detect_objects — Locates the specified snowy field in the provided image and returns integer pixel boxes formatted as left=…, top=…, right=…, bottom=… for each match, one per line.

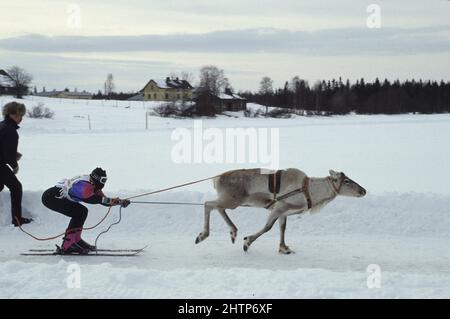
left=0, top=96, right=450, bottom=298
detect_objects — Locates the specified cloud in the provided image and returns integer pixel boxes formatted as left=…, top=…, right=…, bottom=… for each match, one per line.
left=1, top=26, right=449, bottom=56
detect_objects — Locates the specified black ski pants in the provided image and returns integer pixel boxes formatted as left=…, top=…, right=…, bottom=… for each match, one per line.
left=42, top=186, right=88, bottom=230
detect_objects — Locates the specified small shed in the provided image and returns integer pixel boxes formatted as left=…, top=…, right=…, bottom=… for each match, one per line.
left=193, top=88, right=247, bottom=114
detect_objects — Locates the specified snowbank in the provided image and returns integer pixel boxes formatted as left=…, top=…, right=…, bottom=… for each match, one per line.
left=2, top=260, right=449, bottom=298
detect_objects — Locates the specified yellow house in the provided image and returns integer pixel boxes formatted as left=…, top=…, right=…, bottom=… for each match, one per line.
left=141, top=77, right=193, bottom=101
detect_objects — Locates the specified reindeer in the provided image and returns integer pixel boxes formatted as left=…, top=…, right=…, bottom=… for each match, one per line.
left=195, top=168, right=366, bottom=254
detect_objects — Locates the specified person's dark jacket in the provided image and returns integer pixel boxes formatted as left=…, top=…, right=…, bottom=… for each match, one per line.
left=0, top=116, right=19, bottom=170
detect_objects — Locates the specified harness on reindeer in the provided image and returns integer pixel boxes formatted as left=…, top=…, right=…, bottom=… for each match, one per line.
left=265, top=170, right=312, bottom=210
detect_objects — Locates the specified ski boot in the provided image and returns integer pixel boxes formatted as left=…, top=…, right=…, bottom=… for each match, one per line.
left=60, top=230, right=89, bottom=255
left=78, top=238, right=96, bottom=252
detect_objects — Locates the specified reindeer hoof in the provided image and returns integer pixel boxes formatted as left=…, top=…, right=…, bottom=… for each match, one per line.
left=230, top=229, right=238, bottom=244
left=278, top=246, right=295, bottom=255
left=195, top=232, right=209, bottom=244
left=243, top=236, right=252, bottom=252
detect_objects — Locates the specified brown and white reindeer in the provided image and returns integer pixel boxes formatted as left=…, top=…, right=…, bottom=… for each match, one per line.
left=195, top=168, right=366, bottom=254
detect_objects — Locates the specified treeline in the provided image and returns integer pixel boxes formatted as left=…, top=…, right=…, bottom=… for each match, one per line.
left=91, top=90, right=137, bottom=100
left=240, top=77, right=450, bottom=115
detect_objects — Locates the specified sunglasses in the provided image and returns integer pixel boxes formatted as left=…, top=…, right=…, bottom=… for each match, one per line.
left=91, top=174, right=108, bottom=184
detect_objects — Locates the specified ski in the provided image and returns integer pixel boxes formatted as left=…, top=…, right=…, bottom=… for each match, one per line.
left=22, top=245, right=147, bottom=257
left=21, top=252, right=140, bottom=257
left=28, top=247, right=146, bottom=253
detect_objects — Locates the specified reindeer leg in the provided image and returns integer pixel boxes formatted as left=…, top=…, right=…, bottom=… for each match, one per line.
left=195, top=201, right=215, bottom=244
left=278, top=216, right=294, bottom=254
left=243, top=209, right=281, bottom=252
left=218, top=208, right=238, bottom=244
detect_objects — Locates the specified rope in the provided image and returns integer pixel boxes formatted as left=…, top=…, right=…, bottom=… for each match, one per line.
left=83, top=206, right=113, bottom=230
left=15, top=217, right=66, bottom=241
left=130, top=201, right=204, bottom=206
left=16, top=174, right=220, bottom=242
left=130, top=200, right=253, bottom=208
left=125, top=175, right=220, bottom=200
left=15, top=206, right=114, bottom=241
left=92, top=176, right=221, bottom=249
left=94, top=206, right=122, bottom=250
left=92, top=200, right=211, bottom=250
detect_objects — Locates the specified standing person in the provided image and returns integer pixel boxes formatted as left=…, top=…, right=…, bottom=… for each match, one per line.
left=0, top=102, right=32, bottom=227
left=41, top=167, right=130, bottom=254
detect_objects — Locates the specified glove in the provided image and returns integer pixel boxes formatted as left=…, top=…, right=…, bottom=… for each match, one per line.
left=120, top=199, right=131, bottom=208
left=109, top=197, right=121, bottom=206
left=106, top=198, right=130, bottom=208
left=12, top=165, right=19, bottom=174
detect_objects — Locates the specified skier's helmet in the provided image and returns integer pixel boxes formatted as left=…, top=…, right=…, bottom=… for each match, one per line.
left=90, top=167, right=107, bottom=189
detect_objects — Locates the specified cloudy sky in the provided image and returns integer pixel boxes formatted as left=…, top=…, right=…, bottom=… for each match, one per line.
left=0, top=0, right=449, bottom=93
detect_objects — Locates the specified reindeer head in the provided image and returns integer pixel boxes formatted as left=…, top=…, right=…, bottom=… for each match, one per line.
left=328, top=170, right=366, bottom=197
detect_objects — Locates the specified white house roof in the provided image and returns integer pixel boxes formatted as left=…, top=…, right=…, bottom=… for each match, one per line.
left=152, top=79, right=171, bottom=89
left=142, top=78, right=193, bottom=91
left=193, top=87, right=247, bottom=101
left=217, top=92, right=246, bottom=100
left=0, top=73, right=13, bottom=88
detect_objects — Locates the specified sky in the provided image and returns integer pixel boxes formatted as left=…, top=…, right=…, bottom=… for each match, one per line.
left=0, top=0, right=449, bottom=93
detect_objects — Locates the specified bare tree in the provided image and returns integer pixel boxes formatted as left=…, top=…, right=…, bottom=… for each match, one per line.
left=7, top=66, right=33, bottom=98
left=180, top=71, right=195, bottom=85
left=169, top=72, right=179, bottom=80
left=259, top=76, right=274, bottom=116
left=199, top=65, right=229, bottom=95
left=104, top=73, right=115, bottom=97
left=168, top=71, right=195, bottom=84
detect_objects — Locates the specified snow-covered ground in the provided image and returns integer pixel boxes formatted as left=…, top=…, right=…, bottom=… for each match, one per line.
left=0, top=96, right=449, bottom=298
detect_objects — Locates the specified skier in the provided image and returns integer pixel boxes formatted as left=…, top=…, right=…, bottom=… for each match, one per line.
left=0, top=102, right=33, bottom=226
left=41, top=167, right=131, bottom=254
